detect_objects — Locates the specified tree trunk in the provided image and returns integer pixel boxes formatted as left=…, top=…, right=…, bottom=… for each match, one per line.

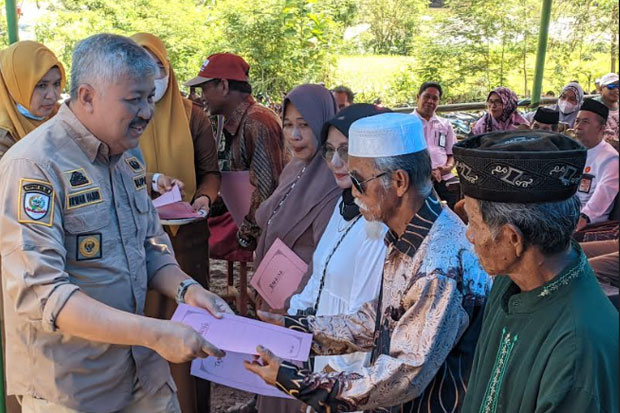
left=612, top=3, right=618, bottom=73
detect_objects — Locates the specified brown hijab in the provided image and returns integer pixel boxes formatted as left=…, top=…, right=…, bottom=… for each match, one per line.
left=255, top=84, right=340, bottom=271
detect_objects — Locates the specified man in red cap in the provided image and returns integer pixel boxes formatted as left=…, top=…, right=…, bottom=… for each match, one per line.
left=185, top=53, right=285, bottom=249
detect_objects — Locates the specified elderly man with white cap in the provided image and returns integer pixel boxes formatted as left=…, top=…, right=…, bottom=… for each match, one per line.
left=246, top=113, right=491, bottom=412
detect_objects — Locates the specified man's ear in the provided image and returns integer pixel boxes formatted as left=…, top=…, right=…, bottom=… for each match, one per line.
left=502, top=223, right=526, bottom=258
left=392, top=169, right=410, bottom=198
left=220, top=79, right=230, bottom=96
left=77, top=84, right=96, bottom=114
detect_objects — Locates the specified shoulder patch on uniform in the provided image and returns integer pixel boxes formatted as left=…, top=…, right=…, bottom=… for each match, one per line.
left=66, top=187, right=103, bottom=210
left=18, top=178, right=55, bottom=226
left=125, top=156, right=144, bottom=174
left=133, top=174, right=147, bottom=191
left=77, top=233, right=102, bottom=261
left=64, top=168, right=92, bottom=188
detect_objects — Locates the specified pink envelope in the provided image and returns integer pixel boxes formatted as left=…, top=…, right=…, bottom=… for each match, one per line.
left=156, top=202, right=203, bottom=219
left=250, top=239, right=308, bottom=310
left=220, top=171, right=255, bottom=228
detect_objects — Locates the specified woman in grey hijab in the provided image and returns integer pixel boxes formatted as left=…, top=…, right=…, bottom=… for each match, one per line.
left=552, top=81, right=584, bottom=128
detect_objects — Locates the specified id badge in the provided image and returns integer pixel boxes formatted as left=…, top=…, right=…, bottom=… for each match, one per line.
left=578, top=173, right=594, bottom=193
left=438, top=132, right=446, bottom=148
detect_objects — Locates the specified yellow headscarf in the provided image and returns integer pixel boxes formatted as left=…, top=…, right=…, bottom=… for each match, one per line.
left=0, top=40, right=66, bottom=140
left=131, top=33, right=197, bottom=203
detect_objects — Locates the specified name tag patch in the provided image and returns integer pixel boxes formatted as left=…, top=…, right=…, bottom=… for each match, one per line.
left=19, top=178, right=55, bottom=226
left=578, top=173, right=594, bottom=194
left=64, top=168, right=92, bottom=188
left=67, top=188, right=103, bottom=209
left=77, top=233, right=102, bottom=261
left=438, top=132, right=446, bottom=148
left=125, top=157, right=144, bottom=174
left=133, top=174, right=147, bottom=190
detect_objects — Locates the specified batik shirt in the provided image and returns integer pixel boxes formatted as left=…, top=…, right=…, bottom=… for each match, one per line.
left=275, top=196, right=491, bottom=412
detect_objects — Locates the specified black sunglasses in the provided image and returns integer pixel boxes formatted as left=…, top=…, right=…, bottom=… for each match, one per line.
left=349, top=172, right=387, bottom=194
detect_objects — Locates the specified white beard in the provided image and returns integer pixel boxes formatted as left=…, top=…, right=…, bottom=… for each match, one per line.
left=364, top=220, right=385, bottom=240
left=355, top=198, right=385, bottom=239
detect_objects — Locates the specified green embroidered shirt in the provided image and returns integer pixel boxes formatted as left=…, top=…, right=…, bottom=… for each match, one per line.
left=462, top=246, right=619, bottom=413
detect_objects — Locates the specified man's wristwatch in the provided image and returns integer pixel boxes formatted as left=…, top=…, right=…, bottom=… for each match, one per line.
left=175, top=279, right=200, bottom=304
left=152, top=173, right=162, bottom=192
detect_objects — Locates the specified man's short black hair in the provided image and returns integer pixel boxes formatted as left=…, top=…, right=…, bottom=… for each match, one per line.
left=418, top=82, right=443, bottom=98
left=211, top=78, right=252, bottom=94
left=332, top=85, right=354, bottom=103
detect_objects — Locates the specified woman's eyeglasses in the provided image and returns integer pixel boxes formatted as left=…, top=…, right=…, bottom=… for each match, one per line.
left=321, top=145, right=348, bottom=163
left=349, top=172, right=387, bottom=194
left=606, top=84, right=619, bottom=90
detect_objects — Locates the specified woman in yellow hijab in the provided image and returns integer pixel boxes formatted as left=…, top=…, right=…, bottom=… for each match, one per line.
left=131, top=32, right=221, bottom=413
left=0, top=40, right=65, bottom=159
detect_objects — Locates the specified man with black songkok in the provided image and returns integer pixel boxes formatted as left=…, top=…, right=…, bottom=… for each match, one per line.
left=573, top=98, right=619, bottom=230
left=530, top=107, right=559, bottom=131
left=454, top=130, right=619, bottom=413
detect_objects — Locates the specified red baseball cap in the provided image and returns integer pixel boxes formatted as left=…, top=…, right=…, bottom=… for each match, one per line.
left=184, top=53, right=250, bottom=87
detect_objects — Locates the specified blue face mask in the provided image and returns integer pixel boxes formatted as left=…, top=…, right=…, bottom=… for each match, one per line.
left=16, top=103, right=45, bottom=121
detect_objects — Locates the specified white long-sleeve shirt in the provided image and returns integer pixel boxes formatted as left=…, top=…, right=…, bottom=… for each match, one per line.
left=577, top=140, right=619, bottom=224
left=288, top=197, right=387, bottom=373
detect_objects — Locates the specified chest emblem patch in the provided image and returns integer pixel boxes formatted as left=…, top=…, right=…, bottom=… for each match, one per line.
left=77, top=233, right=102, bottom=261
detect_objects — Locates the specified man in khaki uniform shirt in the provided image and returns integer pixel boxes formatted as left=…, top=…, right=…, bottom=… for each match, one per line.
left=0, top=34, right=231, bottom=413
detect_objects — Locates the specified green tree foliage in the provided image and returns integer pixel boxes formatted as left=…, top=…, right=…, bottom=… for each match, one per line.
left=34, top=0, right=347, bottom=100
left=355, top=0, right=427, bottom=54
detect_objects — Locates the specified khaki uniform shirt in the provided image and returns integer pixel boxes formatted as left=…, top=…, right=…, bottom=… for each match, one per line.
left=0, top=103, right=177, bottom=412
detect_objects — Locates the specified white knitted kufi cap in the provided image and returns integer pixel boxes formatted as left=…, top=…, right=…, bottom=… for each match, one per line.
left=348, top=112, right=427, bottom=157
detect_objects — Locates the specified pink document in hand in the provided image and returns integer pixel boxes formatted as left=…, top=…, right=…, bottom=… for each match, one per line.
left=220, top=171, right=255, bottom=227
left=172, top=304, right=312, bottom=360
left=153, top=184, right=202, bottom=219
left=250, top=239, right=308, bottom=310
left=156, top=202, right=203, bottom=219
left=191, top=352, right=293, bottom=399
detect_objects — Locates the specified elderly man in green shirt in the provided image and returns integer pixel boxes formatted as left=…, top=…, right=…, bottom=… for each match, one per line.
left=454, top=130, right=618, bottom=413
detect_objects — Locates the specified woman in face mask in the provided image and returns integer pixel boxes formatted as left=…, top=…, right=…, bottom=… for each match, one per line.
left=552, top=81, right=584, bottom=128
left=131, top=32, right=221, bottom=413
left=0, top=40, right=65, bottom=160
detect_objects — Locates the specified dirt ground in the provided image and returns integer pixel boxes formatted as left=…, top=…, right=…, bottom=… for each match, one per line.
left=208, top=259, right=256, bottom=413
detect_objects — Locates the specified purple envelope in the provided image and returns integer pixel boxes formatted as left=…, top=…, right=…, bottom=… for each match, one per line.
left=172, top=304, right=312, bottom=361
left=249, top=238, right=308, bottom=310
left=191, top=351, right=293, bottom=399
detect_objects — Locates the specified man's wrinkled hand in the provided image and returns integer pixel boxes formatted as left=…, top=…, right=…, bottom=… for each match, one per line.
left=257, top=310, right=284, bottom=327
left=152, top=320, right=225, bottom=363
left=185, top=285, right=234, bottom=319
left=243, top=346, right=281, bottom=386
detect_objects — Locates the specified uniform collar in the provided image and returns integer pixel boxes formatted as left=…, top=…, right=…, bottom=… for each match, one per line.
left=385, top=194, right=443, bottom=258
left=224, top=95, right=256, bottom=136
left=57, top=102, right=111, bottom=163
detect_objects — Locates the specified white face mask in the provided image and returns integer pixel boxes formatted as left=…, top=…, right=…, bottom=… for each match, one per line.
left=558, top=99, right=577, bottom=114
left=153, top=75, right=169, bottom=103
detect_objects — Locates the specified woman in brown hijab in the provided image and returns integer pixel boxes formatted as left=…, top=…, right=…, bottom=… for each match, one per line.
left=252, top=84, right=340, bottom=413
